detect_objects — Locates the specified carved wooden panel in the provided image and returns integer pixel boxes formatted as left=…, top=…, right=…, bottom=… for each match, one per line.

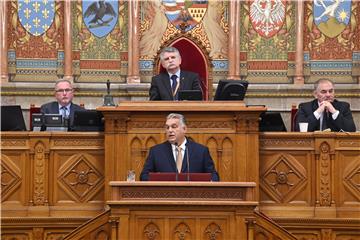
left=261, top=153, right=307, bottom=203
left=1, top=232, right=31, bottom=240
left=260, top=151, right=311, bottom=205
left=335, top=151, right=360, bottom=218
left=133, top=213, right=228, bottom=240
left=54, top=151, right=104, bottom=204
left=1, top=154, right=22, bottom=202
left=290, top=231, right=321, bottom=240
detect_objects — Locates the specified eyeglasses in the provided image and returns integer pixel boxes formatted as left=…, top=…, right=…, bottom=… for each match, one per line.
left=55, top=88, right=73, bottom=93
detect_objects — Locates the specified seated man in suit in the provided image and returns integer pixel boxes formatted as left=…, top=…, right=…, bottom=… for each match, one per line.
left=295, top=78, right=356, bottom=132
left=40, top=79, right=84, bottom=128
left=149, top=46, right=202, bottom=100
left=140, top=113, right=219, bottom=181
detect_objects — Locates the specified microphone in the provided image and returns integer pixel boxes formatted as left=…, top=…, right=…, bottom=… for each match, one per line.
left=174, top=142, right=179, bottom=181
left=185, top=142, right=190, bottom=181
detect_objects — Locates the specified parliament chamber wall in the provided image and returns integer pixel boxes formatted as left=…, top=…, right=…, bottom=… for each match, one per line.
left=1, top=1, right=360, bottom=239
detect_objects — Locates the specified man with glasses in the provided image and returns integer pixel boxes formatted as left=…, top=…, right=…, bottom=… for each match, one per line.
left=295, top=78, right=356, bottom=132
left=40, top=79, right=84, bottom=128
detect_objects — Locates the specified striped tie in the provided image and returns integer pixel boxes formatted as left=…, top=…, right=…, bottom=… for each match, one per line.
left=171, top=75, right=178, bottom=99
left=176, top=146, right=182, bottom=173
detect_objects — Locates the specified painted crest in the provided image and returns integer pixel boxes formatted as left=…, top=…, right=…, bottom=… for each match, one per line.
left=162, top=0, right=208, bottom=32
left=18, top=0, right=55, bottom=37
left=313, top=0, right=351, bottom=38
left=82, top=0, right=118, bottom=38
left=250, top=0, right=286, bottom=38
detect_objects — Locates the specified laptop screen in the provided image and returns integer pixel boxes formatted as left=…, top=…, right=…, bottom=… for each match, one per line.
left=72, top=110, right=104, bottom=131
left=148, top=172, right=212, bottom=181
left=178, top=90, right=203, bottom=101
left=1, top=105, right=27, bottom=131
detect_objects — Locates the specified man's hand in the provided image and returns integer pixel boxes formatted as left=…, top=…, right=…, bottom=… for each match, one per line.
left=317, top=101, right=336, bottom=114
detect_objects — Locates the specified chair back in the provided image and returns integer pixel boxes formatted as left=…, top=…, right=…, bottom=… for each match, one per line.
left=29, top=104, right=41, bottom=130
left=290, top=104, right=298, bottom=132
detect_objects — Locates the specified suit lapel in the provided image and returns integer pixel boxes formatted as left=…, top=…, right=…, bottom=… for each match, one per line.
left=165, top=142, right=178, bottom=172
left=311, top=100, right=321, bottom=130
left=182, top=139, right=192, bottom=172
left=179, top=71, right=186, bottom=91
left=161, top=73, right=173, bottom=98
left=53, top=102, right=60, bottom=114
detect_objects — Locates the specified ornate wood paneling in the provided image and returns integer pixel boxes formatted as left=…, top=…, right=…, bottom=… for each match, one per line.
left=1, top=132, right=105, bottom=238
left=108, top=182, right=257, bottom=240
left=259, top=132, right=360, bottom=219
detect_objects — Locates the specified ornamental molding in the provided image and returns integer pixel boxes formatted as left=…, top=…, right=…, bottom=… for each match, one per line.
left=32, top=142, right=48, bottom=206
left=53, top=139, right=103, bottom=147
left=1, top=139, right=27, bottom=147
left=120, top=188, right=244, bottom=201
left=260, top=139, right=312, bottom=148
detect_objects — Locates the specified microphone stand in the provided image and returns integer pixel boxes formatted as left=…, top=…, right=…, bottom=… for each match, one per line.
left=175, top=143, right=179, bottom=181
left=186, top=143, right=190, bottom=181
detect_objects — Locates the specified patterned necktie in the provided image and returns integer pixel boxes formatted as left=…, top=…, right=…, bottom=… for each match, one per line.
left=171, top=75, right=178, bottom=97
left=176, top=146, right=182, bottom=173
left=60, top=106, right=68, bottom=118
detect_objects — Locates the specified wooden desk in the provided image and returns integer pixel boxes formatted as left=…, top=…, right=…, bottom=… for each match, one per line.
left=259, top=132, right=360, bottom=219
left=1, top=131, right=359, bottom=239
left=1, top=132, right=105, bottom=217
left=108, top=181, right=257, bottom=240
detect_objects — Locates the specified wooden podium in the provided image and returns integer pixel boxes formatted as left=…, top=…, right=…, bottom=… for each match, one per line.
left=98, top=101, right=266, bottom=199
left=108, top=181, right=257, bottom=240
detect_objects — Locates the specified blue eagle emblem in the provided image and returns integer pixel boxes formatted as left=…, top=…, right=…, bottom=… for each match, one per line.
left=18, top=0, right=55, bottom=37
left=82, top=0, right=118, bottom=38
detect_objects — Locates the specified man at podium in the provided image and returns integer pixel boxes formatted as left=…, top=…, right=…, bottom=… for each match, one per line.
left=140, top=113, right=219, bottom=181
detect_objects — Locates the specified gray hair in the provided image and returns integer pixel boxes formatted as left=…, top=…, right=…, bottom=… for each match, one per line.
left=166, top=113, right=186, bottom=126
left=54, top=79, right=73, bottom=89
left=314, top=78, right=334, bottom=91
left=160, top=46, right=181, bottom=61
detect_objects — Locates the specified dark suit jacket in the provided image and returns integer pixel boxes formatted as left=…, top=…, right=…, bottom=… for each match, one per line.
left=140, top=140, right=219, bottom=181
left=295, top=99, right=356, bottom=132
left=149, top=70, right=202, bottom=100
left=40, top=101, right=84, bottom=127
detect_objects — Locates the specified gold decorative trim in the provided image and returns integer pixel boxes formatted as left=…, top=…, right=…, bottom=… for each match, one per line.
left=1, top=91, right=359, bottom=98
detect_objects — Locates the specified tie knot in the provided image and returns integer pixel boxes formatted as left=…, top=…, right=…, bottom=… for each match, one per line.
left=176, top=146, right=182, bottom=152
left=171, top=75, right=177, bottom=81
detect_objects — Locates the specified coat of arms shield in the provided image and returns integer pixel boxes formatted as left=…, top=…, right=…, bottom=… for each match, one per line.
left=82, top=0, right=118, bottom=38
left=162, top=0, right=208, bottom=32
left=18, top=0, right=55, bottom=37
left=249, top=0, right=286, bottom=38
left=313, top=0, right=351, bottom=38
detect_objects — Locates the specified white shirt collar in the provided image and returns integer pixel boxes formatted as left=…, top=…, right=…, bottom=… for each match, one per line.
left=167, top=69, right=181, bottom=79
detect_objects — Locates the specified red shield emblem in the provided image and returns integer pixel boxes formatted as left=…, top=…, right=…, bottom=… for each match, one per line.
left=249, top=0, right=286, bottom=38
